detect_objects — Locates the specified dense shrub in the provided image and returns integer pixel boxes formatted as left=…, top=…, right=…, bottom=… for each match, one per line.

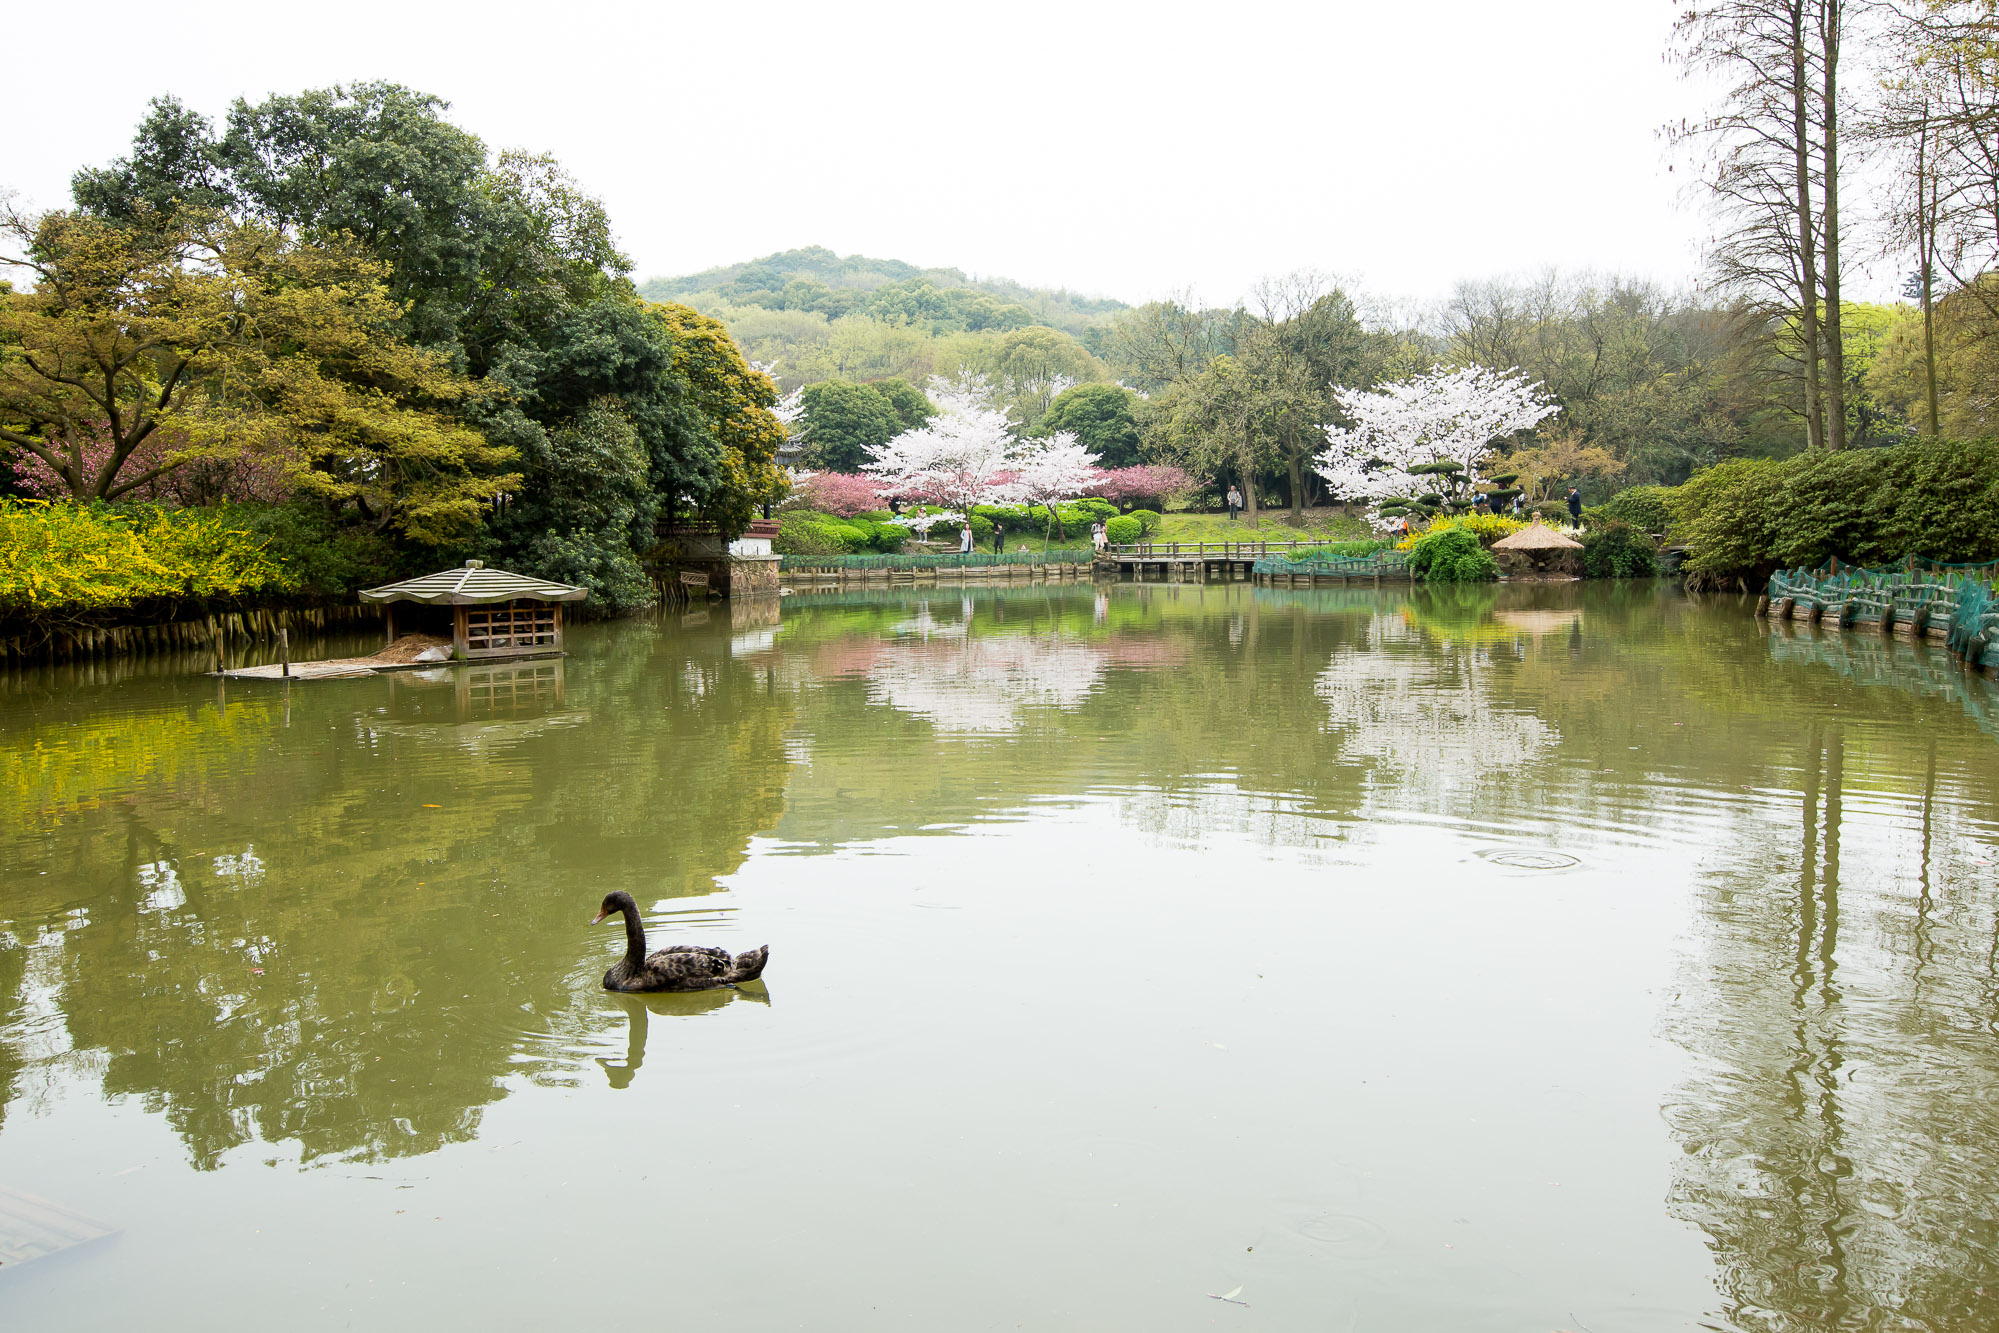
left=773, top=511, right=911, bottom=555
left=1104, top=515, right=1142, bottom=544
left=1128, top=509, right=1162, bottom=534
left=1583, top=485, right=1673, bottom=535
left=1667, top=437, right=1999, bottom=581
left=0, top=500, right=298, bottom=615
left=1406, top=526, right=1499, bottom=583
left=1580, top=520, right=1659, bottom=577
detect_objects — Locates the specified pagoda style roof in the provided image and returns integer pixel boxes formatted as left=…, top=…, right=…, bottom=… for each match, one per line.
left=359, top=561, right=588, bottom=606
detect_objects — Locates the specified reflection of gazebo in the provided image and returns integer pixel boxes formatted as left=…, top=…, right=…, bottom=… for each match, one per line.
left=359, top=561, right=586, bottom=661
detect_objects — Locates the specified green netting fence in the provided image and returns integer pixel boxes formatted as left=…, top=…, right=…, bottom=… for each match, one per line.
left=1250, top=551, right=1410, bottom=578
left=1765, top=556, right=1999, bottom=668
left=780, top=549, right=1094, bottom=572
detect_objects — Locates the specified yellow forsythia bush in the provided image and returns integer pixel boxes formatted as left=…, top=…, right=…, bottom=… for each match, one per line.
left=0, top=500, right=296, bottom=614
left=1394, top=512, right=1528, bottom=551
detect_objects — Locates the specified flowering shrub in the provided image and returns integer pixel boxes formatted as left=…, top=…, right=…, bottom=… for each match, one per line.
left=793, top=471, right=885, bottom=518
left=1392, top=513, right=1526, bottom=551
left=0, top=500, right=297, bottom=615
left=1088, top=465, right=1195, bottom=511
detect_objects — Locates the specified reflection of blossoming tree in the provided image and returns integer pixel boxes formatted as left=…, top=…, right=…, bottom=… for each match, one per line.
left=868, top=620, right=1108, bottom=733
left=1313, top=616, right=1557, bottom=775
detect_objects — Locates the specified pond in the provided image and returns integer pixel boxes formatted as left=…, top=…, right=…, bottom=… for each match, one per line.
left=2, top=581, right=1997, bottom=1331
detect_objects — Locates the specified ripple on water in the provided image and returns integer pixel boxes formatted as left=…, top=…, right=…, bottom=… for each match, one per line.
left=1476, top=848, right=1582, bottom=871
left=1294, top=1211, right=1389, bottom=1257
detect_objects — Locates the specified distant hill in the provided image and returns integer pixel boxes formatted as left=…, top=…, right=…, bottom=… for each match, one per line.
left=639, top=246, right=1127, bottom=337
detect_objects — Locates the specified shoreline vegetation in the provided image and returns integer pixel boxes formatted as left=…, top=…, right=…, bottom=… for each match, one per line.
left=11, top=7, right=1999, bottom=656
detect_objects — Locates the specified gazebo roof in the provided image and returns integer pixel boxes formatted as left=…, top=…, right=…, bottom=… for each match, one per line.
left=359, top=561, right=588, bottom=606
left=1491, top=519, right=1583, bottom=552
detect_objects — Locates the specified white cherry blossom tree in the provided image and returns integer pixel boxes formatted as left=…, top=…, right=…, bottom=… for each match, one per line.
left=1314, top=366, right=1561, bottom=521
left=1011, top=431, right=1104, bottom=538
left=862, top=376, right=1030, bottom=515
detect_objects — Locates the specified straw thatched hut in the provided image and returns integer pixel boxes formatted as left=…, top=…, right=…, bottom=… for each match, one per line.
left=1491, top=519, right=1583, bottom=577
left=359, top=561, right=586, bottom=660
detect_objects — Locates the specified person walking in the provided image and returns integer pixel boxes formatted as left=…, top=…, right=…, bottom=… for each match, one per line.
left=992, top=521, right=1004, bottom=555
left=1226, top=485, right=1243, bottom=521
left=1092, top=520, right=1108, bottom=554
left=1510, top=493, right=1523, bottom=517
left=960, top=522, right=974, bottom=555
left=1565, top=486, right=1582, bottom=525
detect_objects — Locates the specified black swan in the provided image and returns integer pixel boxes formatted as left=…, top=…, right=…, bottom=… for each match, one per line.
left=591, top=891, right=770, bottom=993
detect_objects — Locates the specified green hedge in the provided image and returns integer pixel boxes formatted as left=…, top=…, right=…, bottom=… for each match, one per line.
left=1581, top=521, right=1659, bottom=578
left=1583, top=486, right=1673, bottom=535
left=1129, top=509, right=1161, bottom=534
left=1668, top=437, right=1999, bottom=581
left=1407, top=526, right=1498, bottom=583
left=775, top=512, right=908, bottom=556
left=1104, top=515, right=1142, bottom=543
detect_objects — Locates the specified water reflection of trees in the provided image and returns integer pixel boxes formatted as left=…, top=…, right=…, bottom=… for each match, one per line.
left=0, top=620, right=795, bottom=1168
left=7, top=569, right=1999, bottom=1324
left=1663, top=723, right=1999, bottom=1331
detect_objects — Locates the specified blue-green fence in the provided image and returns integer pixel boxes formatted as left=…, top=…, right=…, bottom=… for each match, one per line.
left=1765, top=558, right=1999, bottom=668
left=1250, top=551, right=1411, bottom=579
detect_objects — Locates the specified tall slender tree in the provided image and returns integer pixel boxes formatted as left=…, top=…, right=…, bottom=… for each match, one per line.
left=1674, top=0, right=1853, bottom=449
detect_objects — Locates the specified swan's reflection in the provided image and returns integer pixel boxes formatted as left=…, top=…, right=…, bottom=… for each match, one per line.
left=597, top=986, right=772, bottom=1090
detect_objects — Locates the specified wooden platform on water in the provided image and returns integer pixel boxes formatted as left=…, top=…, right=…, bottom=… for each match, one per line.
left=214, top=648, right=563, bottom=681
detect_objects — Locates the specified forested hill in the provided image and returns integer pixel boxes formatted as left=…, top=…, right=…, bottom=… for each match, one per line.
left=638, top=246, right=1127, bottom=338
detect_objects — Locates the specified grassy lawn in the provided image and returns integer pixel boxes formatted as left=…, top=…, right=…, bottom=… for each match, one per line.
left=1150, top=508, right=1375, bottom=545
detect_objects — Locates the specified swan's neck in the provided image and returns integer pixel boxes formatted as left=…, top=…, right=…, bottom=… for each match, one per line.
left=619, top=901, right=648, bottom=966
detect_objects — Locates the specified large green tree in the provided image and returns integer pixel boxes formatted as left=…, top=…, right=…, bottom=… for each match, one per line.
left=796, top=380, right=904, bottom=471
left=0, top=202, right=513, bottom=539
left=1039, top=382, right=1143, bottom=467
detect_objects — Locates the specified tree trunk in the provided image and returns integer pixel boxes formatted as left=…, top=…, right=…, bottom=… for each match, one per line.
left=1790, top=0, right=1826, bottom=451
left=1239, top=419, right=1259, bottom=526
left=1288, top=452, right=1304, bottom=523
left=1819, top=0, right=1847, bottom=450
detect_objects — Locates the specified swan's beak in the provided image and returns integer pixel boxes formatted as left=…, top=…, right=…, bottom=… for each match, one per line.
left=591, top=910, right=609, bottom=925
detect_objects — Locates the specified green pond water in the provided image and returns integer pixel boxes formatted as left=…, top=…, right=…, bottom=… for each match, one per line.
left=2, top=580, right=1998, bottom=1331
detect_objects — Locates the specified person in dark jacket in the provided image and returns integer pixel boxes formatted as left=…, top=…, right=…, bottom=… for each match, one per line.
left=1566, top=487, right=1583, bottom=523
left=992, top=521, right=1004, bottom=554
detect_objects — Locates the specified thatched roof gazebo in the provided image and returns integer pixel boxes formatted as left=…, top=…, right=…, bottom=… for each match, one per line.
left=360, top=560, right=586, bottom=661
left=1492, top=519, right=1584, bottom=576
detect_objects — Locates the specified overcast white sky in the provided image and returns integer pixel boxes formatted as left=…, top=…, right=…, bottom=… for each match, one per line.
left=7, top=0, right=1725, bottom=308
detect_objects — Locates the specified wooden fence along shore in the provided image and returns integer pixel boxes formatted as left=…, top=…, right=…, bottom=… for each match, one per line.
left=0, top=603, right=385, bottom=669
left=778, top=542, right=1416, bottom=589
left=1756, top=557, right=1999, bottom=673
